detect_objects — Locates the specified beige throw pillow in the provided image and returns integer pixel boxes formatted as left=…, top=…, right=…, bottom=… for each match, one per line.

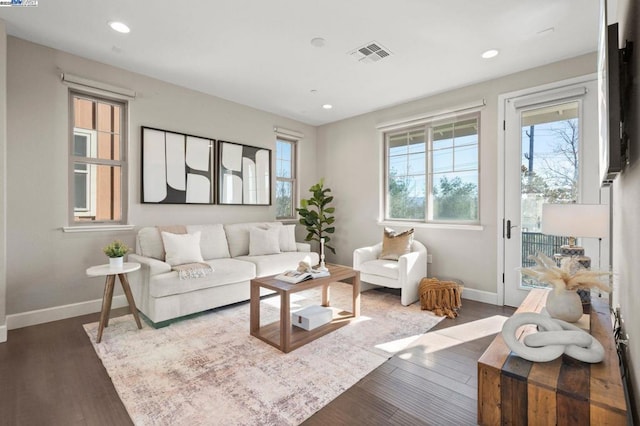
left=379, top=227, right=414, bottom=260
left=161, top=231, right=205, bottom=266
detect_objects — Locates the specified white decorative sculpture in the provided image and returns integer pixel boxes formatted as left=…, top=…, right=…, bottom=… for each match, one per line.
left=502, top=312, right=604, bottom=363
left=317, top=237, right=328, bottom=272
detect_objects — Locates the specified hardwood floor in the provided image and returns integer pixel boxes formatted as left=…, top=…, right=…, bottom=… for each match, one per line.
left=304, top=299, right=515, bottom=425
left=0, top=307, right=133, bottom=426
left=0, top=298, right=514, bottom=426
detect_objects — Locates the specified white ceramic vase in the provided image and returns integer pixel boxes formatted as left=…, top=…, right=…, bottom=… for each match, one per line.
left=546, top=287, right=583, bottom=322
left=109, top=256, right=124, bottom=268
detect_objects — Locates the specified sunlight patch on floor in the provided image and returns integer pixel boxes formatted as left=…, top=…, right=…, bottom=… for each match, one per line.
left=374, top=334, right=424, bottom=353
left=391, top=315, right=510, bottom=359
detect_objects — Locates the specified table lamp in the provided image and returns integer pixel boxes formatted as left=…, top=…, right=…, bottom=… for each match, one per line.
left=541, top=203, right=609, bottom=266
left=541, top=203, right=609, bottom=304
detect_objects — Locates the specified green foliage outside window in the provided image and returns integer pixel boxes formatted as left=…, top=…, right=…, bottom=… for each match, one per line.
left=388, top=171, right=425, bottom=220
left=432, top=176, right=478, bottom=221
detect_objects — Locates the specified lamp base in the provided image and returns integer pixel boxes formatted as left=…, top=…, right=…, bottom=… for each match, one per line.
left=560, top=245, right=585, bottom=257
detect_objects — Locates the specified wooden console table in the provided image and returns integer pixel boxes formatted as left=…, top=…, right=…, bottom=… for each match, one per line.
left=478, top=289, right=628, bottom=425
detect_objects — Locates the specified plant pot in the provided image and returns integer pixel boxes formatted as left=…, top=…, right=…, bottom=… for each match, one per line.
left=109, top=256, right=124, bottom=268
left=546, top=287, right=583, bottom=322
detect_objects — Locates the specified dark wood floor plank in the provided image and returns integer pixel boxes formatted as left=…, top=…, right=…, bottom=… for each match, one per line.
left=387, top=352, right=478, bottom=400
left=0, top=308, right=132, bottom=426
left=302, top=384, right=398, bottom=425
left=362, top=370, right=478, bottom=425
left=391, top=347, right=475, bottom=383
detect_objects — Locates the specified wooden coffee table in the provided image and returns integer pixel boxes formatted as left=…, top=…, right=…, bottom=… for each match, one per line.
left=250, top=264, right=360, bottom=353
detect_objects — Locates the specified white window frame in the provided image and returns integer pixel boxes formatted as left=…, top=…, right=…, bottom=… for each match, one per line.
left=68, top=90, right=128, bottom=226
left=382, top=112, right=481, bottom=225
left=275, top=136, right=298, bottom=220
left=72, top=128, right=97, bottom=217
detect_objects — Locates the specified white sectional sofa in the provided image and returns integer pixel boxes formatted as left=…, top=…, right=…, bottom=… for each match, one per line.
left=127, top=222, right=319, bottom=326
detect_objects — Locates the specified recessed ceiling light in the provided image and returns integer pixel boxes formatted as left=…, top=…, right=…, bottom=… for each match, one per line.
left=108, top=21, right=131, bottom=34
left=322, top=104, right=333, bottom=110
left=481, top=49, right=499, bottom=59
left=310, top=37, right=326, bottom=47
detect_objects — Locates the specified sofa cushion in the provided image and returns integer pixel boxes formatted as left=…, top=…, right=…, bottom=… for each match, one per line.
left=161, top=231, right=205, bottom=266
left=358, top=259, right=400, bottom=280
left=137, top=227, right=164, bottom=260
left=236, top=251, right=319, bottom=277
left=149, top=258, right=256, bottom=298
left=224, top=222, right=282, bottom=257
left=186, top=224, right=230, bottom=260
left=279, top=224, right=298, bottom=252
left=249, top=226, right=281, bottom=256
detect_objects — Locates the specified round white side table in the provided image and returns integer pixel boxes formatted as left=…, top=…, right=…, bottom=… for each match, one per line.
left=86, top=262, right=142, bottom=343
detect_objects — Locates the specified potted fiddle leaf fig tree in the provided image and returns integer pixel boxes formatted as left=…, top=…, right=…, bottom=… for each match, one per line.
left=296, top=178, right=336, bottom=255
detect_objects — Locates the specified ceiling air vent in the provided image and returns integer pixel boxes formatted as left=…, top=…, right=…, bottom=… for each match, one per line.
left=348, top=41, right=392, bottom=63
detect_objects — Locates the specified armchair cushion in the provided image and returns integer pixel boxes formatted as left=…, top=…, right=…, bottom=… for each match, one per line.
left=357, top=259, right=400, bottom=280
left=354, top=238, right=427, bottom=306
left=379, top=227, right=414, bottom=260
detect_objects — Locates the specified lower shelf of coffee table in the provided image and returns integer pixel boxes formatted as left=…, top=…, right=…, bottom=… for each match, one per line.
left=253, top=309, right=355, bottom=352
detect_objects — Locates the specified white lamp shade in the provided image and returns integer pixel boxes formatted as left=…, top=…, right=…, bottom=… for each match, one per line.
left=541, top=204, right=609, bottom=239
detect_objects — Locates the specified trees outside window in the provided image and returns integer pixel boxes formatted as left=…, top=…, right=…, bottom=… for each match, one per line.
left=276, top=138, right=297, bottom=219
left=384, top=113, right=480, bottom=223
left=520, top=101, right=580, bottom=234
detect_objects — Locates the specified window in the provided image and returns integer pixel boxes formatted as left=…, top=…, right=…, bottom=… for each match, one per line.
left=385, top=113, right=479, bottom=223
left=70, top=92, right=127, bottom=224
left=275, top=137, right=297, bottom=219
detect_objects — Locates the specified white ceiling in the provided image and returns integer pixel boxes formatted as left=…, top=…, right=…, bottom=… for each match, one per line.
left=0, top=0, right=599, bottom=126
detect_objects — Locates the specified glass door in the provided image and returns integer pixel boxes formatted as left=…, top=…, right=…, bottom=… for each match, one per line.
left=503, top=80, right=598, bottom=307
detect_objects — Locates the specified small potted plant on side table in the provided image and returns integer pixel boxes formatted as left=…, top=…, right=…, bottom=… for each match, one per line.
left=103, top=240, right=129, bottom=268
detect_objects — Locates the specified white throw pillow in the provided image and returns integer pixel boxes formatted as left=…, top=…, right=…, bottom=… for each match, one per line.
left=249, top=227, right=282, bottom=256
left=161, top=231, right=204, bottom=266
left=278, top=224, right=298, bottom=252
left=186, top=224, right=230, bottom=259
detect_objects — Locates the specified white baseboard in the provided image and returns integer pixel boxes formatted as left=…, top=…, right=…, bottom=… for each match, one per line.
left=461, top=288, right=499, bottom=305
left=0, top=324, right=6, bottom=343
left=6, top=295, right=128, bottom=331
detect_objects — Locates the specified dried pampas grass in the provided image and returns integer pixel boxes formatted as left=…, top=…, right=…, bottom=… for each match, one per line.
left=520, top=253, right=611, bottom=292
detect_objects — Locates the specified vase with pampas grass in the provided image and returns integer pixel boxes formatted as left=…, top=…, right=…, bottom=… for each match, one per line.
left=520, top=253, right=610, bottom=322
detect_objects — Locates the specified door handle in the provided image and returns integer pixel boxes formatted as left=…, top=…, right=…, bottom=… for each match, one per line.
left=506, top=220, right=517, bottom=239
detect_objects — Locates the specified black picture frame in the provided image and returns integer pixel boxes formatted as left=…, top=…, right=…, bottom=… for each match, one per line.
left=217, top=140, right=272, bottom=205
left=141, top=126, right=215, bottom=204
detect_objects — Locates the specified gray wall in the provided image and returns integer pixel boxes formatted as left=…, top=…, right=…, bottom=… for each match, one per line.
left=5, top=37, right=317, bottom=315
left=317, top=53, right=597, bottom=297
left=0, top=21, right=6, bottom=341
left=614, top=0, right=640, bottom=416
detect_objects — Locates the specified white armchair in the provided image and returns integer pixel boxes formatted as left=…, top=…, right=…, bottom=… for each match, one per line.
left=353, top=240, right=427, bottom=306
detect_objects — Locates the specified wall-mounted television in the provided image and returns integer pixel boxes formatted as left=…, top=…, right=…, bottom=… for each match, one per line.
left=597, top=18, right=623, bottom=186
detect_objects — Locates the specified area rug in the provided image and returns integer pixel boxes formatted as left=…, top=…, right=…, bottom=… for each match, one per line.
left=83, top=284, right=442, bottom=425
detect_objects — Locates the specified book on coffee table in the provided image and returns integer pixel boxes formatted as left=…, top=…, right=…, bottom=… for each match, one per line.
left=275, top=269, right=330, bottom=284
